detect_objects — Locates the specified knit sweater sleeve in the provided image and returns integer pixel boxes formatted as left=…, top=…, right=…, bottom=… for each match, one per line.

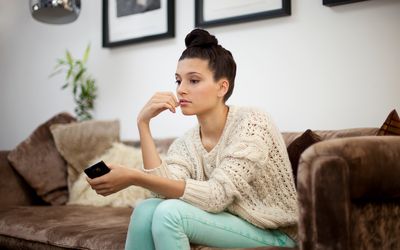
left=141, top=136, right=194, bottom=181
left=181, top=110, right=274, bottom=213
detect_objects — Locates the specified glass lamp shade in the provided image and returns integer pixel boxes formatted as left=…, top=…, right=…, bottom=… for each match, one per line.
left=30, top=0, right=81, bottom=24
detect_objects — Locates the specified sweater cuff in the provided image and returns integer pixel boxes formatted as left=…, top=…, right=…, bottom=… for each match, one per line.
left=141, top=159, right=172, bottom=179
left=181, top=179, right=210, bottom=209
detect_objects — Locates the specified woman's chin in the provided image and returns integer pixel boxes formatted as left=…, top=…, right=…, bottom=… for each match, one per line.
left=180, top=107, right=195, bottom=116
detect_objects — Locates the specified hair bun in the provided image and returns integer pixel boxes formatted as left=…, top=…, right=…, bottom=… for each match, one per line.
left=185, top=29, right=218, bottom=48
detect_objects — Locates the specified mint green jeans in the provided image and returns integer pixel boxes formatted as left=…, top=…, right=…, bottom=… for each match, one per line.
left=124, top=198, right=296, bottom=250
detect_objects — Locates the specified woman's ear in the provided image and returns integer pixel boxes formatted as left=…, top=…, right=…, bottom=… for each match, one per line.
left=217, top=79, right=229, bottom=98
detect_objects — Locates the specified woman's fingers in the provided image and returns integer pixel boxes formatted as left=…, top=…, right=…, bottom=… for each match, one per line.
left=138, top=92, right=179, bottom=124
left=150, top=92, right=179, bottom=113
left=91, top=182, right=109, bottom=190
left=152, top=92, right=178, bottom=106
left=154, top=92, right=179, bottom=106
left=88, top=178, right=115, bottom=196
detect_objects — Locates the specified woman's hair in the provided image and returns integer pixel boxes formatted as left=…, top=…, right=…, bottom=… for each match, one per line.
left=179, top=29, right=236, bottom=102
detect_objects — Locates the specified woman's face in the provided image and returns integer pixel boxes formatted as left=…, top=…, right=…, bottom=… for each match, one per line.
left=175, top=58, right=225, bottom=116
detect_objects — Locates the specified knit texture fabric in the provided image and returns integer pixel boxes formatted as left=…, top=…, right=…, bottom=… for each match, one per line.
left=143, top=106, right=298, bottom=239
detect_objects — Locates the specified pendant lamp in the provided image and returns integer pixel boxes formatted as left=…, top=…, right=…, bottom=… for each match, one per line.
left=30, top=0, right=81, bottom=24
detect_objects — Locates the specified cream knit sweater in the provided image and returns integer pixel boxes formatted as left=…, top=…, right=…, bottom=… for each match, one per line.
left=143, top=106, right=298, bottom=239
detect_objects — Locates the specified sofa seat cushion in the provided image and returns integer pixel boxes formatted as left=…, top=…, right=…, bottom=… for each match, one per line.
left=0, top=205, right=297, bottom=250
left=0, top=205, right=131, bottom=250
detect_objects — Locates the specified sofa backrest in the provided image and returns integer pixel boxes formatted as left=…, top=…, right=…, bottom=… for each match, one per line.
left=124, top=138, right=176, bottom=155
left=282, top=127, right=379, bottom=146
left=127, top=128, right=380, bottom=152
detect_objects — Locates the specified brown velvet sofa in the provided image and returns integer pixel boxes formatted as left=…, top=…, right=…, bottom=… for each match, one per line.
left=1, top=127, right=399, bottom=250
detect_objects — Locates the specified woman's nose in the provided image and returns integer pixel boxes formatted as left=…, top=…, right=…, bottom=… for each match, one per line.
left=177, top=81, right=187, bottom=94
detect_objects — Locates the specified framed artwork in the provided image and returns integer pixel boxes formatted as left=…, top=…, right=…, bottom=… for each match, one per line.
left=102, top=0, right=175, bottom=48
left=195, top=0, right=291, bottom=28
left=323, top=0, right=367, bottom=6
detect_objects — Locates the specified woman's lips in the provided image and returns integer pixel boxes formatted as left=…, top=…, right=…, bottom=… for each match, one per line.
left=179, top=99, right=191, bottom=106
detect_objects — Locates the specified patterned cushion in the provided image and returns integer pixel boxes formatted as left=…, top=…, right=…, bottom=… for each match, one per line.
left=377, top=109, right=400, bottom=136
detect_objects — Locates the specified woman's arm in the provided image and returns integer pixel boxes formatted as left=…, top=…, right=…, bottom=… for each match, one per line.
left=137, top=92, right=179, bottom=169
left=87, top=164, right=185, bottom=198
left=135, top=169, right=185, bottom=198
left=137, top=121, right=162, bottom=169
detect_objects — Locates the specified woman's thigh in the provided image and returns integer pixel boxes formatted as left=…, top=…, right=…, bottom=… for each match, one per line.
left=151, top=199, right=296, bottom=249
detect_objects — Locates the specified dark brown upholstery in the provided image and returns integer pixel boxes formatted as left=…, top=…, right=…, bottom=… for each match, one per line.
left=297, top=136, right=400, bottom=250
left=7, top=112, right=76, bottom=205
left=0, top=205, right=132, bottom=250
left=0, top=235, right=69, bottom=250
left=0, top=151, right=44, bottom=207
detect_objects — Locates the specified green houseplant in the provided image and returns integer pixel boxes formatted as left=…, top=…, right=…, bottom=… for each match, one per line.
left=51, top=44, right=97, bottom=121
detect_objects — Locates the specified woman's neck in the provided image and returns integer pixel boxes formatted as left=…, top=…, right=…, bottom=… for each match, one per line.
left=197, top=104, right=229, bottom=151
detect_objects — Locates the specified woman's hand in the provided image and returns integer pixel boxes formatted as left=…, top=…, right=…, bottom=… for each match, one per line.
left=86, top=163, right=141, bottom=196
left=86, top=162, right=185, bottom=198
left=137, top=92, right=179, bottom=125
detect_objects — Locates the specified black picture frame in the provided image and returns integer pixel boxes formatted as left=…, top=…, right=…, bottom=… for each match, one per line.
left=323, top=0, right=367, bottom=6
left=103, top=0, right=175, bottom=48
left=195, top=0, right=291, bottom=28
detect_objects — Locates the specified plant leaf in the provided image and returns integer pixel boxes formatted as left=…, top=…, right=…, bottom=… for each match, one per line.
left=66, top=50, right=73, bottom=66
left=74, top=68, right=86, bottom=83
left=80, top=84, right=87, bottom=96
left=53, top=59, right=66, bottom=70
left=76, top=60, right=82, bottom=68
left=57, top=58, right=66, bottom=65
left=73, top=84, right=78, bottom=96
left=82, top=44, right=90, bottom=64
left=49, top=68, right=63, bottom=78
left=66, top=67, right=73, bottom=80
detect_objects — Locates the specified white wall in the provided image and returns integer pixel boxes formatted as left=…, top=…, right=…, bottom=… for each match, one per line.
left=1, top=0, right=399, bottom=150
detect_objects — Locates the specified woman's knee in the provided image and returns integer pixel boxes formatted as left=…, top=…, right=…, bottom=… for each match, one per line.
left=151, top=199, right=187, bottom=233
left=130, top=198, right=163, bottom=226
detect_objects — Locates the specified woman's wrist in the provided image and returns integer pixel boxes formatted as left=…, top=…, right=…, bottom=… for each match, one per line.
left=137, top=112, right=151, bottom=126
left=137, top=121, right=152, bottom=141
left=137, top=119, right=150, bottom=131
left=129, top=169, right=143, bottom=186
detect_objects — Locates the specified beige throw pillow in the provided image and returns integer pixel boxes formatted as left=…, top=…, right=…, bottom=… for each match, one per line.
left=68, top=142, right=152, bottom=207
left=50, top=120, right=120, bottom=189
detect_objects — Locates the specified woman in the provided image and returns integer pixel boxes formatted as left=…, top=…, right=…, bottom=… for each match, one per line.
left=88, top=29, right=298, bottom=249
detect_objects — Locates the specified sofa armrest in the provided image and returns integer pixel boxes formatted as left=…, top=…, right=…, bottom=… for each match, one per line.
left=297, top=136, right=400, bottom=250
left=0, top=151, right=43, bottom=207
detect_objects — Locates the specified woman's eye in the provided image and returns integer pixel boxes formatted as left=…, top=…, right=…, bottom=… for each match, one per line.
left=190, top=79, right=199, bottom=84
left=175, top=80, right=181, bottom=85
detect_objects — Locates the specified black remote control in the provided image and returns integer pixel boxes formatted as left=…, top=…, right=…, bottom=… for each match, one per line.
left=84, top=161, right=110, bottom=179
